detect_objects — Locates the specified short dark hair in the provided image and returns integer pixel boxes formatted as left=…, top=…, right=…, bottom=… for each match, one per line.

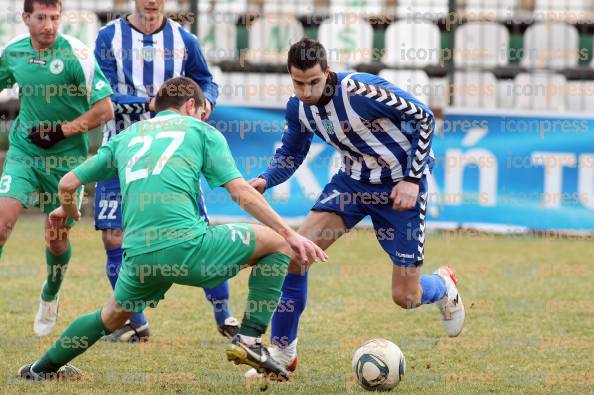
left=154, top=77, right=205, bottom=113
left=287, top=37, right=328, bottom=72
left=24, top=0, right=62, bottom=13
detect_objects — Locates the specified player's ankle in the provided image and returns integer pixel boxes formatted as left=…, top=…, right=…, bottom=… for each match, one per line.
left=239, top=335, right=259, bottom=346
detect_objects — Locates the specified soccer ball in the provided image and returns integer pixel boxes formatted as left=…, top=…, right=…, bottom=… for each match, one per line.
left=352, top=339, right=405, bottom=391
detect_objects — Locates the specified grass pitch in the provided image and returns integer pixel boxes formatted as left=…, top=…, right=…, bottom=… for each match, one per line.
left=0, top=215, right=593, bottom=394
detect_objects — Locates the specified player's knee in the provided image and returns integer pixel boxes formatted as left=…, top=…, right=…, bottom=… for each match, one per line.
left=102, top=230, right=123, bottom=251
left=275, top=240, right=292, bottom=258
left=392, top=289, right=420, bottom=310
left=0, top=221, right=11, bottom=245
left=287, top=259, right=304, bottom=274
left=46, top=239, right=69, bottom=256
left=101, top=299, right=133, bottom=332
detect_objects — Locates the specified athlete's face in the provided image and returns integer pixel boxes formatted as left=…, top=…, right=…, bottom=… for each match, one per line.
left=23, top=3, right=61, bottom=49
left=289, top=64, right=330, bottom=105
left=135, top=0, right=165, bottom=22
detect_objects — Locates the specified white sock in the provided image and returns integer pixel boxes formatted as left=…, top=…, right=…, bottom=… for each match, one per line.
left=239, top=335, right=258, bottom=346
left=280, top=338, right=298, bottom=358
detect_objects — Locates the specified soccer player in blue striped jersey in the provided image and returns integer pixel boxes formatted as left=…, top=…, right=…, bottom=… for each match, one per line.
left=247, top=38, right=465, bottom=372
left=93, top=0, right=237, bottom=342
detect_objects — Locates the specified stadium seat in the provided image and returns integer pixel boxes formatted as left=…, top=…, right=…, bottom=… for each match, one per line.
left=565, top=81, right=594, bottom=113
left=318, top=17, right=374, bottom=68
left=328, top=0, right=384, bottom=15
left=212, top=0, right=257, bottom=15
left=60, top=10, right=101, bottom=49
left=453, top=71, right=498, bottom=108
left=209, top=65, right=226, bottom=101
left=396, top=0, right=449, bottom=18
left=63, top=0, right=112, bottom=12
left=246, top=16, right=304, bottom=64
left=427, top=77, right=449, bottom=109
left=383, top=21, right=441, bottom=67
left=534, top=0, right=592, bottom=17
left=462, top=0, right=517, bottom=19
left=455, top=22, right=509, bottom=68
left=197, top=14, right=237, bottom=62
left=259, top=73, right=293, bottom=105
left=263, top=0, right=315, bottom=16
left=521, top=23, right=580, bottom=70
left=0, top=0, right=30, bottom=47
left=378, top=69, right=431, bottom=106
left=513, top=72, right=567, bottom=111
left=496, top=79, right=515, bottom=109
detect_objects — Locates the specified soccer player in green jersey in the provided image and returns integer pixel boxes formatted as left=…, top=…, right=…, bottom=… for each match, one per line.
left=18, top=76, right=327, bottom=381
left=0, top=0, right=113, bottom=336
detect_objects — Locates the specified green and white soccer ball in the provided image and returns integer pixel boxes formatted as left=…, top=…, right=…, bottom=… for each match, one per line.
left=352, top=339, right=405, bottom=391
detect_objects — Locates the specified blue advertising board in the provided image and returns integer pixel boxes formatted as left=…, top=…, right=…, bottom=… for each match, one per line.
left=204, top=106, right=594, bottom=232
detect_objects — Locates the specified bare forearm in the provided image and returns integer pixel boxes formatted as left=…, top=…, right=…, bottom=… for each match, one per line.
left=62, top=98, right=114, bottom=137
left=232, top=183, right=292, bottom=238
left=58, top=173, right=81, bottom=217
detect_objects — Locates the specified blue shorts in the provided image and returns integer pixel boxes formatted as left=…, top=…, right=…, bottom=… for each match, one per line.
left=312, top=172, right=428, bottom=267
left=94, top=176, right=210, bottom=230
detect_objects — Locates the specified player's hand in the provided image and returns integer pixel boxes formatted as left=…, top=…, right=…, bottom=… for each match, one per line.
left=391, top=180, right=420, bottom=211
left=48, top=206, right=80, bottom=227
left=28, top=124, right=66, bottom=149
left=202, top=100, right=213, bottom=121
left=286, top=231, right=328, bottom=266
left=248, top=177, right=267, bottom=194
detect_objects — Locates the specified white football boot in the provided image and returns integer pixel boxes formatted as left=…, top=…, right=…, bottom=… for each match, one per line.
left=34, top=295, right=59, bottom=337
left=435, top=266, right=465, bottom=337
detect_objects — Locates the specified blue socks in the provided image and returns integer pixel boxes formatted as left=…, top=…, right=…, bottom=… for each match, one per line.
left=271, top=272, right=308, bottom=347
left=204, top=281, right=232, bottom=326
left=105, top=247, right=147, bottom=326
left=105, top=247, right=123, bottom=289
left=420, top=274, right=447, bottom=305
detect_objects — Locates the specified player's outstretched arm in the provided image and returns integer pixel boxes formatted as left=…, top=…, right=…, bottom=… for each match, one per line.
left=225, top=177, right=328, bottom=264
left=255, top=97, right=314, bottom=192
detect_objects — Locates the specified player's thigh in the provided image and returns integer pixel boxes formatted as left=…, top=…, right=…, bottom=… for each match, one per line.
left=0, top=150, right=38, bottom=214
left=306, top=173, right=367, bottom=250
left=37, top=166, right=84, bottom=228
left=113, top=249, right=174, bottom=314
left=368, top=179, right=428, bottom=267
left=0, top=197, right=24, bottom=242
left=102, top=229, right=123, bottom=250
left=298, top=210, right=348, bottom=250
left=174, top=224, right=258, bottom=289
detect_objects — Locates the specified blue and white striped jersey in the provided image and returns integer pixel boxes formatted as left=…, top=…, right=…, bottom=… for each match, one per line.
left=94, top=16, right=218, bottom=143
left=261, top=72, right=435, bottom=186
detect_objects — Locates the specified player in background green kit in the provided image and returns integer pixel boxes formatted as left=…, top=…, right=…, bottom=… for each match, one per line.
left=0, top=0, right=113, bottom=336
left=18, top=77, right=327, bottom=381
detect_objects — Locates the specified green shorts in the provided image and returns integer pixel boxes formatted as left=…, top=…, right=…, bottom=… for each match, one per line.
left=114, top=223, right=256, bottom=313
left=0, top=148, right=83, bottom=226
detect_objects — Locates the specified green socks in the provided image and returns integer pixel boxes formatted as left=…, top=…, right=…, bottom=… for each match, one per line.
left=0, top=245, right=3, bottom=259
left=32, top=309, right=109, bottom=373
left=240, top=253, right=290, bottom=337
left=41, top=244, right=72, bottom=302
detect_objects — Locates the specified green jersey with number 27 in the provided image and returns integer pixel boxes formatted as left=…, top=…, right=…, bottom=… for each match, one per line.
left=73, top=110, right=242, bottom=257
